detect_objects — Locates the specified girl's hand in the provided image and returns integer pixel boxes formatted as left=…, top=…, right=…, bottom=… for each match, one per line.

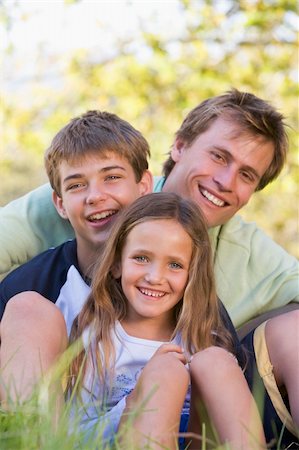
left=153, top=343, right=188, bottom=364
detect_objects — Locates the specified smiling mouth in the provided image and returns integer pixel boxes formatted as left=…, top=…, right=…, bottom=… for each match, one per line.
left=87, top=210, right=117, bottom=222
left=200, top=189, right=225, bottom=207
left=138, top=288, right=166, bottom=298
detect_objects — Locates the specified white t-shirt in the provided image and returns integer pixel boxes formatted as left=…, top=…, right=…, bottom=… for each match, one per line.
left=72, top=322, right=190, bottom=443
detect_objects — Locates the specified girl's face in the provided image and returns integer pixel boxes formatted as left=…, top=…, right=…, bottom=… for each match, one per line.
left=118, top=219, right=193, bottom=331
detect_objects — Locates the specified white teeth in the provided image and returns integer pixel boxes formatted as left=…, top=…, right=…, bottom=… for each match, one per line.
left=89, top=210, right=115, bottom=221
left=201, top=189, right=225, bottom=207
left=139, top=288, right=165, bottom=298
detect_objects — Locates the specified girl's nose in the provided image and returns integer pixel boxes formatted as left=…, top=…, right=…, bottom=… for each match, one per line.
left=144, top=266, right=164, bottom=284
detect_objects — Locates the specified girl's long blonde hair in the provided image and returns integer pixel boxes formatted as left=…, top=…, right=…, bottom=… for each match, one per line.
left=68, top=192, right=233, bottom=391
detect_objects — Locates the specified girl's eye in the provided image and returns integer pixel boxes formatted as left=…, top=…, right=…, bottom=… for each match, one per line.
left=134, top=256, right=148, bottom=263
left=169, top=262, right=183, bottom=269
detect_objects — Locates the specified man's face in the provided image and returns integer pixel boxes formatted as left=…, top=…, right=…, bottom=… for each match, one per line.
left=163, top=117, right=274, bottom=227
left=53, top=151, right=152, bottom=259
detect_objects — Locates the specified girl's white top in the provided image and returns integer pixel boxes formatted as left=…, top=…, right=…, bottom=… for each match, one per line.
left=72, top=321, right=190, bottom=442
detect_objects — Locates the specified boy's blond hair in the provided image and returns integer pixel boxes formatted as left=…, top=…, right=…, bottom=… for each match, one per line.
left=45, top=110, right=150, bottom=196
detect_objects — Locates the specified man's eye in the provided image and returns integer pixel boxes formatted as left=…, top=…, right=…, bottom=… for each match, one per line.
left=240, top=171, right=254, bottom=183
left=211, top=151, right=225, bottom=162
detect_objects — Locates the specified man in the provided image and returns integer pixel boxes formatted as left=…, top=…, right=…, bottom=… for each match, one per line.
left=156, top=89, right=299, bottom=328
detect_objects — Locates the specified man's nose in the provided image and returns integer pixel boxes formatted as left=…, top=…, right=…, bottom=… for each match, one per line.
left=213, top=167, right=236, bottom=192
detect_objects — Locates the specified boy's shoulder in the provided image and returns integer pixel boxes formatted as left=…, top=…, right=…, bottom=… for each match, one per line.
left=3, top=239, right=78, bottom=279
left=0, top=240, right=79, bottom=319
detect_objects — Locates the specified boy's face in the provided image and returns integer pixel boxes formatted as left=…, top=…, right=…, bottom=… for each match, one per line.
left=163, top=117, right=274, bottom=228
left=53, top=151, right=152, bottom=266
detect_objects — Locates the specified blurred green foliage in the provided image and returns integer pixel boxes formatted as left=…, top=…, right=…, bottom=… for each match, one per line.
left=1, top=0, right=298, bottom=256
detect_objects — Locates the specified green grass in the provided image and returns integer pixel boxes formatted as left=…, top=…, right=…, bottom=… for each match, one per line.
left=0, top=402, right=230, bottom=450
left=0, top=389, right=296, bottom=450
left=0, top=346, right=297, bottom=450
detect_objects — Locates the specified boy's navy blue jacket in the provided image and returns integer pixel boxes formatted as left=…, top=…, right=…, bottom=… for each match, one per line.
left=0, top=239, right=90, bottom=335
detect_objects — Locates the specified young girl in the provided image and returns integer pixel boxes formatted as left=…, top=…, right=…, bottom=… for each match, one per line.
left=69, top=192, right=266, bottom=450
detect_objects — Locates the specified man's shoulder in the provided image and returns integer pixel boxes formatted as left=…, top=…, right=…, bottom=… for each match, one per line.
left=1, top=183, right=53, bottom=213
left=216, top=215, right=279, bottom=249
left=219, top=214, right=259, bottom=236
left=213, top=215, right=298, bottom=271
left=153, top=176, right=164, bottom=192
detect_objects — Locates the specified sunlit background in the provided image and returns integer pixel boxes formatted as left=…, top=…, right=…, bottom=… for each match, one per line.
left=1, top=0, right=298, bottom=256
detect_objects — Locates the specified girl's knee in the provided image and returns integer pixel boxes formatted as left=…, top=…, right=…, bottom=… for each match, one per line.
left=190, top=346, right=238, bottom=376
left=142, top=353, right=189, bottom=388
left=126, top=354, right=189, bottom=412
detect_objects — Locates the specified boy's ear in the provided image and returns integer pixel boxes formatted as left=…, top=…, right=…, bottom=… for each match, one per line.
left=111, top=261, right=122, bottom=279
left=171, top=137, right=187, bottom=162
left=52, top=191, right=68, bottom=219
left=138, top=169, right=153, bottom=197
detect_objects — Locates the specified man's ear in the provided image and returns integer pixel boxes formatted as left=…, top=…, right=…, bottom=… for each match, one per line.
left=138, top=169, right=153, bottom=197
left=52, top=191, right=68, bottom=219
left=171, top=137, right=187, bottom=162
left=111, top=261, right=122, bottom=279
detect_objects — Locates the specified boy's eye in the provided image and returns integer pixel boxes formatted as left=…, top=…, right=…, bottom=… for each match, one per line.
left=67, top=182, right=85, bottom=190
left=169, top=262, right=183, bottom=269
left=105, top=175, right=122, bottom=181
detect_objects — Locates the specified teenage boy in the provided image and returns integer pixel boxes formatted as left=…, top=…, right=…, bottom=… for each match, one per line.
left=0, top=90, right=297, bottom=329
left=0, top=109, right=153, bottom=399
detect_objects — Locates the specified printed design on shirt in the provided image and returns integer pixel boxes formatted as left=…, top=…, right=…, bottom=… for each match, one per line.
left=111, top=366, right=144, bottom=403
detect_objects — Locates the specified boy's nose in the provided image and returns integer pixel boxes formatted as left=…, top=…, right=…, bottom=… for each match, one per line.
left=86, top=187, right=108, bottom=205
